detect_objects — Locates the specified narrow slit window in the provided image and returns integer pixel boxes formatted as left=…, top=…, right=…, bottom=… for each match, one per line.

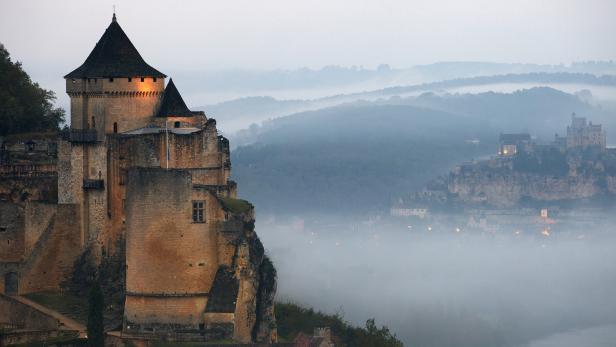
left=192, top=201, right=205, bottom=223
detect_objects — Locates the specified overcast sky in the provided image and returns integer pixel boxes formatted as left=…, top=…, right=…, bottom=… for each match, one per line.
left=1, top=0, right=614, bottom=74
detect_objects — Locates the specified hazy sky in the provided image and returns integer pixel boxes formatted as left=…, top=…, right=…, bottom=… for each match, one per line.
left=1, top=0, right=615, bottom=75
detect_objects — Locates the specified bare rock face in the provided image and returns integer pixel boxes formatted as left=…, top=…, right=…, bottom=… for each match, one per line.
left=221, top=208, right=277, bottom=343
left=449, top=171, right=608, bottom=207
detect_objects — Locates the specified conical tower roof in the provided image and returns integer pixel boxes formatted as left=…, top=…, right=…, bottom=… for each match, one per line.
left=157, top=79, right=194, bottom=117
left=65, top=14, right=166, bottom=79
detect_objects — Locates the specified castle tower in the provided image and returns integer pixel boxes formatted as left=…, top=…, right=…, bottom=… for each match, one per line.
left=65, top=13, right=166, bottom=135
left=60, top=13, right=166, bottom=249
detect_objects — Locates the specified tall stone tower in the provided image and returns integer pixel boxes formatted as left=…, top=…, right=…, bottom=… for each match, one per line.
left=61, top=14, right=166, bottom=250
left=55, top=14, right=277, bottom=343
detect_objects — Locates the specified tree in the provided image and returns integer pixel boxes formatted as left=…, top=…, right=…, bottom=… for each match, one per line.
left=87, top=281, right=105, bottom=347
left=0, top=43, right=65, bottom=135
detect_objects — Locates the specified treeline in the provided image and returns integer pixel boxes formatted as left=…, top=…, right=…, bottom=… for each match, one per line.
left=0, top=43, right=65, bottom=136
left=276, top=302, right=403, bottom=347
left=231, top=104, right=496, bottom=215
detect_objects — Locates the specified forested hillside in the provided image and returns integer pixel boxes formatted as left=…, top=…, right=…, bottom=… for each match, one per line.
left=231, top=88, right=605, bottom=215
left=0, top=43, right=65, bottom=135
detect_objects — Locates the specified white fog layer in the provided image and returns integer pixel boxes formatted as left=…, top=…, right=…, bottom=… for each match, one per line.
left=258, top=217, right=616, bottom=347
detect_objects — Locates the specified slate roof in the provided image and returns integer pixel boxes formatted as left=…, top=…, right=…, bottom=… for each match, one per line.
left=122, top=126, right=201, bottom=135
left=156, top=79, right=194, bottom=117
left=65, top=14, right=166, bottom=79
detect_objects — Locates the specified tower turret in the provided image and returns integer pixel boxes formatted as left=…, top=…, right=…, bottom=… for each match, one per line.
left=65, top=13, right=166, bottom=135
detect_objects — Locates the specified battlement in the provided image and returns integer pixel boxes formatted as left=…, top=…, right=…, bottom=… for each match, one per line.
left=66, top=77, right=164, bottom=95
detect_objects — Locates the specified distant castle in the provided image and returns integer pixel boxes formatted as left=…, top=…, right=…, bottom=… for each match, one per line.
left=0, top=14, right=276, bottom=343
left=561, top=113, right=606, bottom=149
left=498, top=113, right=607, bottom=157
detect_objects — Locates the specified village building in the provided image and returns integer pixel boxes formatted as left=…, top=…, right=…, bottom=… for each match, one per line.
left=497, top=133, right=532, bottom=157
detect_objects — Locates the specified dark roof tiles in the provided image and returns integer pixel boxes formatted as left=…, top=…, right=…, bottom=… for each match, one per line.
left=156, top=79, right=194, bottom=117
left=65, top=14, right=165, bottom=79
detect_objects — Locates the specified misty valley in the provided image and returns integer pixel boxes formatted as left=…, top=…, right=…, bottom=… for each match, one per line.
left=222, top=67, right=616, bottom=347
left=1, top=4, right=616, bottom=346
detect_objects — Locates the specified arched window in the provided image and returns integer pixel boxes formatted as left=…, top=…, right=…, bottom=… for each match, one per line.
left=174, top=121, right=181, bottom=128
left=113, top=122, right=118, bottom=133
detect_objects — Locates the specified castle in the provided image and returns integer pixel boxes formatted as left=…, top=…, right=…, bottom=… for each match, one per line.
left=0, top=14, right=276, bottom=343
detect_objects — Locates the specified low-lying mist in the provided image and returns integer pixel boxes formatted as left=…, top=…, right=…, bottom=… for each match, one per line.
left=257, top=215, right=616, bottom=347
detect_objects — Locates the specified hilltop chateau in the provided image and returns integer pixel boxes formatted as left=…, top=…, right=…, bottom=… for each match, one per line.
left=0, top=14, right=276, bottom=343
left=394, top=115, right=616, bottom=214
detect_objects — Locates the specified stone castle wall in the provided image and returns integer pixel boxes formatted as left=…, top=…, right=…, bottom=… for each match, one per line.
left=0, top=203, right=25, bottom=263
left=124, top=169, right=227, bottom=329
left=0, top=294, right=59, bottom=330
left=66, top=77, right=164, bottom=134
left=19, top=204, right=82, bottom=294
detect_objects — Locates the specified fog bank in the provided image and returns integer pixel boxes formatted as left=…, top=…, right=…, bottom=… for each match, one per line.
left=257, top=216, right=616, bottom=347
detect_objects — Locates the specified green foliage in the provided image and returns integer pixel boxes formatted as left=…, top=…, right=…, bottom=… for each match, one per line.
left=276, top=302, right=403, bottom=347
left=0, top=43, right=65, bottom=135
left=87, top=282, right=104, bottom=347
left=513, top=148, right=569, bottom=176
left=219, top=197, right=253, bottom=214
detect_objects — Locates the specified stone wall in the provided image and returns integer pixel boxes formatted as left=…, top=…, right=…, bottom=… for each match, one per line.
left=124, top=169, right=225, bottom=331
left=123, top=168, right=276, bottom=343
left=66, top=77, right=165, bottom=134
left=24, top=202, right=57, bottom=257
left=0, top=202, right=25, bottom=263
left=19, top=204, right=82, bottom=294
left=0, top=175, right=57, bottom=203
left=0, top=294, right=59, bottom=330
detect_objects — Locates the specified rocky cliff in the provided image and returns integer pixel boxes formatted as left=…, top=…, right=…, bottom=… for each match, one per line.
left=412, top=149, right=616, bottom=208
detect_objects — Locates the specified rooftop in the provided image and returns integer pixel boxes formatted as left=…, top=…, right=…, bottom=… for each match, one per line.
left=156, top=79, right=195, bottom=117
left=122, top=126, right=201, bottom=136
left=65, top=14, right=166, bottom=79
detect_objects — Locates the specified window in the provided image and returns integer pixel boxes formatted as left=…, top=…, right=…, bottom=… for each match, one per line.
left=174, top=121, right=181, bottom=128
left=91, top=117, right=96, bottom=128
left=192, top=201, right=205, bottom=223
left=153, top=78, right=157, bottom=82
left=140, top=77, right=145, bottom=82
left=109, top=77, right=114, bottom=82
left=128, top=77, right=132, bottom=82
left=113, top=122, right=118, bottom=133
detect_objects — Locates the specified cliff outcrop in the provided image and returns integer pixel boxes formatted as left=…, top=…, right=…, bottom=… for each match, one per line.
left=411, top=147, right=616, bottom=209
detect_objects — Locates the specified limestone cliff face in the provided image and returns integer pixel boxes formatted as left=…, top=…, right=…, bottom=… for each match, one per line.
left=449, top=170, right=615, bottom=207
left=217, top=203, right=277, bottom=343
left=447, top=164, right=616, bottom=207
